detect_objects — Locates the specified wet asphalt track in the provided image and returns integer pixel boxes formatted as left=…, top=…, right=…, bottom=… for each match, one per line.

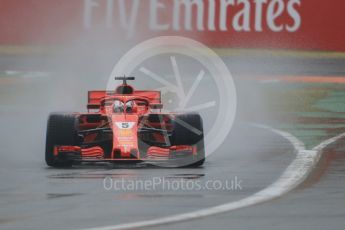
left=0, top=55, right=344, bottom=230
left=0, top=122, right=295, bottom=230
left=153, top=136, right=345, bottom=230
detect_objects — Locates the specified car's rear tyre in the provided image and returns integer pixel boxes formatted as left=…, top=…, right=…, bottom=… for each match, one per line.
left=170, top=113, right=205, bottom=167
left=45, top=113, right=79, bottom=167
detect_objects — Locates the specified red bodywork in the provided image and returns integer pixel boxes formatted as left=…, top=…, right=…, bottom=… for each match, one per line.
left=55, top=84, right=196, bottom=163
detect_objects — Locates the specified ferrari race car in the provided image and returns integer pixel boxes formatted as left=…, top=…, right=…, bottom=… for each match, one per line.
left=45, top=77, right=205, bottom=168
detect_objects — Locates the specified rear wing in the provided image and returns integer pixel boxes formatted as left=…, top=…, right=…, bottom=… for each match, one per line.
left=134, top=90, right=161, bottom=104
left=87, top=91, right=108, bottom=109
left=87, top=90, right=161, bottom=110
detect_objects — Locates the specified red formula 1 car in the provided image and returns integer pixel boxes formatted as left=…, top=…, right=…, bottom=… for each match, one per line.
left=45, top=77, right=205, bottom=168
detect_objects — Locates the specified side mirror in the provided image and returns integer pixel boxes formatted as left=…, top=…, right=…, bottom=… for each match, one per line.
left=149, top=103, right=163, bottom=109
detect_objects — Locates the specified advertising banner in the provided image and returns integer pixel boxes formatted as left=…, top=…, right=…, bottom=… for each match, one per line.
left=0, top=0, right=344, bottom=51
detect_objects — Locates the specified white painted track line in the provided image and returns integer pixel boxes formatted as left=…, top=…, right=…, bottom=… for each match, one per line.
left=313, top=132, right=345, bottom=152
left=83, top=126, right=345, bottom=230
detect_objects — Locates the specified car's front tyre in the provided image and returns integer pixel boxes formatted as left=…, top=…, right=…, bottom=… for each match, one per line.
left=45, top=113, right=79, bottom=167
left=170, top=113, right=205, bottom=167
